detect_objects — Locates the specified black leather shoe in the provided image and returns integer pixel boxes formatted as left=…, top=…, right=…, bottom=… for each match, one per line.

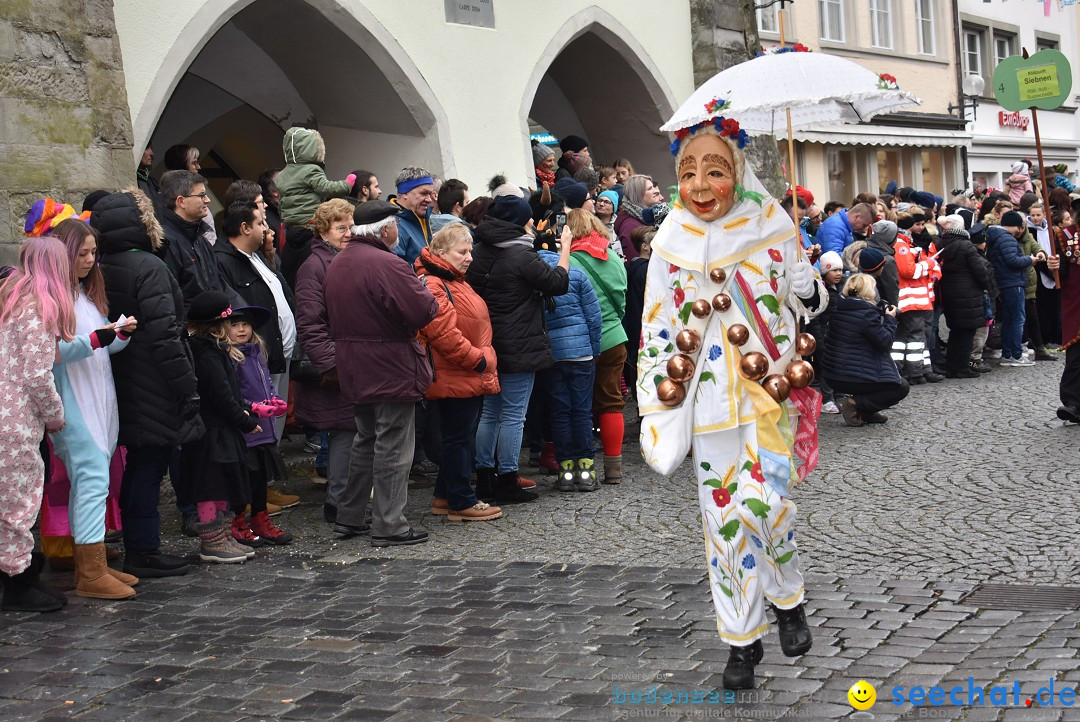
left=946, top=369, right=980, bottom=379
left=371, top=529, right=429, bottom=547
left=773, top=603, right=813, bottom=657
left=722, top=639, right=764, bottom=689
left=331, top=522, right=370, bottom=538
left=1056, top=405, right=1080, bottom=424
left=323, top=503, right=337, bottom=525
left=924, top=372, right=944, bottom=383
left=863, top=411, right=888, bottom=424
left=494, top=472, right=538, bottom=504
left=123, top=550, right=190, bottom=578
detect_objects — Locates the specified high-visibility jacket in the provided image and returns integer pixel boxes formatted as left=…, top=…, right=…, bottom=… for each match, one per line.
left=895, top=233, right=940, bottom=312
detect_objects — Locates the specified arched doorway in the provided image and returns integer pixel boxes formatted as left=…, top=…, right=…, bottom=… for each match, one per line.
left=524, top=10, right=677, bottom=189
left=141, top=0, right=451, bottom=198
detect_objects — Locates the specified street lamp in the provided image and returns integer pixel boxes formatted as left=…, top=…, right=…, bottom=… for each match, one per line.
left=949, top=74, right=986, bottom=120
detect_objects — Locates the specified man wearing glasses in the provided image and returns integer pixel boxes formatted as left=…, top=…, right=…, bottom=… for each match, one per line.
left=159, top=169, right=233, bottom=317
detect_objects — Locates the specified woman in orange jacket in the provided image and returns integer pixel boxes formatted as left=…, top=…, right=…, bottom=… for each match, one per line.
left=414, top=224, right=503, bottom=522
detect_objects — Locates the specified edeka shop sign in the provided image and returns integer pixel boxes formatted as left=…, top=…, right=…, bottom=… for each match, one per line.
left=993, top=49, right=1072, bottom=111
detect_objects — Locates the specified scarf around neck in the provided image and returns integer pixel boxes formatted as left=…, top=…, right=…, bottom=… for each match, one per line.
left=570, top=230, right=610, bottom=261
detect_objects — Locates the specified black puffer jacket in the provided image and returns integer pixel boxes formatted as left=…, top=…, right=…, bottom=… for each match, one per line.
left=937, top=234, right=992, bottom=330
left=215, top=240, right=296, bottom=374
left=92, top=191, right=201, bottom=448
left=864, top=230, right=900, bottom=307
left=160, top=208, right=228, bottom=318
left=466, top=218, right=569, bottom=373
left=821, top=294, right=902, bottom=385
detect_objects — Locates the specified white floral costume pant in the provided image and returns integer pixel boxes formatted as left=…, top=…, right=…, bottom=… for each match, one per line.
left=692, top=421, right=804, bottom=646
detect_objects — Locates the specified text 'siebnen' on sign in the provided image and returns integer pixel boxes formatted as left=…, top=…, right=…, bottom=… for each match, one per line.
left=1017, top=65, right=1059, bottom=103
left=444, top=0, right=494, bottom=29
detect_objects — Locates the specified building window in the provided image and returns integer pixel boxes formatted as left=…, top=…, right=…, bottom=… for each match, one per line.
left=963, top=28, right=983, bottom=80
left=819, top=0, right=844, bottom=42
left=869, top=0, right=893, bottom=49
left=1036, top=37, right=1058, bottom=52
left=915, top=0, right=935, bottom=55
left=757, top=4, right=779, bottom=34
left=994, top=33, right=1015, bottom=67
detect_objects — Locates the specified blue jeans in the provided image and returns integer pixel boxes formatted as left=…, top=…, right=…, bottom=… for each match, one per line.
left=541, top=361, right=595, bottom=462
left=999, top=286, right=1026, bottom=359
left=434, top=396, right=482, bottom=510
left=121, top=444, right=173, bottom=553
left=475, top=371, right=535, bottom=474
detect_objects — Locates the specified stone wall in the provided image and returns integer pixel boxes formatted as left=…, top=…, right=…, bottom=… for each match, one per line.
left=688, top=0, right=786, bottom=198
left=0, top=0, right=134, bottom=265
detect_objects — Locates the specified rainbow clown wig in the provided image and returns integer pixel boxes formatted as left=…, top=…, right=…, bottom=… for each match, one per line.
left=24, top=198, right=90, bottom=238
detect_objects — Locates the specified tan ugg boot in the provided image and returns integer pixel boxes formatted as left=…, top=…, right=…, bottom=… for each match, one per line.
left=74, top=543, right=136, bottom=599
left=603, top=455, right=623, bottom=485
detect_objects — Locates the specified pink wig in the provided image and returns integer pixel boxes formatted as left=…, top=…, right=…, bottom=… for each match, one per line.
left=0, top=236, right=76, bottom=341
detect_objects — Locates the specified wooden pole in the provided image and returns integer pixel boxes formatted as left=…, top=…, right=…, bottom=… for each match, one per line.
left=1024, top=48, right=1061, bottom=286
left=777, top=3, right=805, bottom=260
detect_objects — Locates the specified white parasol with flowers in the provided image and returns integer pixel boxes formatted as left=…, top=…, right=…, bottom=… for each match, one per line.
left=662, top=11, right=921, bottom=252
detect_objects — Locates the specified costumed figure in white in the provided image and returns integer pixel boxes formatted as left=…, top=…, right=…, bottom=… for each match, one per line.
left=637, top=101, right=827, bottom=689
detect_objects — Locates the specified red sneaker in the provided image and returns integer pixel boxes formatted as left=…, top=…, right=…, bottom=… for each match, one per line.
left=250, top=510, right=294, bottom=545
left=516, top=474, right=537, bottom=490
left=231, top=514, right=264, bottom=547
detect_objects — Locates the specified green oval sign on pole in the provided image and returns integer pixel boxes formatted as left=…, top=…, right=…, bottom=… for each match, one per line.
left=993, top=49, right=1073, bottom=111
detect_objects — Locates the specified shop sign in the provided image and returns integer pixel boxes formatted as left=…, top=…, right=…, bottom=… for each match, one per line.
left=444, top=0, right=494, bottom=28
left=998, top=111, right=1030, bottom=131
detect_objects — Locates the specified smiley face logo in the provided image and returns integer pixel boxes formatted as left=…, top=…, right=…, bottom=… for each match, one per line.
left=848, top=680, right=876, bottom=710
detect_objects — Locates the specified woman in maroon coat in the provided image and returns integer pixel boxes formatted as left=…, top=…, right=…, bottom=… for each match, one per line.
left=324, top=200, right=438, bottom=546
left=294, top=199, right=356, bottom=525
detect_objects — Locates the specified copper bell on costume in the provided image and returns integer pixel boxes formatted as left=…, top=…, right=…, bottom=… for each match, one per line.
left=691, top=299, right=712, bottom=319
left=762, top=374, right=791, bottom=402
left=784, top=359, right=814, bottom=389
left=726, top=323, right=749, bottom=346
left=795, top=332, right=817, bottom=357
left=657, top=378, right=687, bottom=407
left=676, top=329, right=701, bottom=354
left=666, top=354, right=696, bottom=383
left=739, top=351, right=768, bottom=381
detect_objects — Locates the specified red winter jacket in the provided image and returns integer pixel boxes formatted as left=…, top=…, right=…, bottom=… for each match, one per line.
left=894, top=233, right=940, bottom=313
left=414, top=248, right=500, bottom=400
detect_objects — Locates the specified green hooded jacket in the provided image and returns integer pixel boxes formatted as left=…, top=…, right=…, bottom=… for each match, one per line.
left=277, top=127, right=351, bottom=226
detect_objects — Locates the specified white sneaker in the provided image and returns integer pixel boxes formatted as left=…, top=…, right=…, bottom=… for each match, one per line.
left=986, top=349, right=1002, bottom=359
left=822, top=401, right=840, bottom=414
left=1014, top=356, right=1036, bottom=367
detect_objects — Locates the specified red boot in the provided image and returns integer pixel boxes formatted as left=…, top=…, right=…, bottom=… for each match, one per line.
left=250, top=510, right=294, bottom=545
left=231, top=514, right=264, bottom=548
left=538, top=442, right=559, bottom=475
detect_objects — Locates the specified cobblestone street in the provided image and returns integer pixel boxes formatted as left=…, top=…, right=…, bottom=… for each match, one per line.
left=2, top=361, right=1079, bottom=721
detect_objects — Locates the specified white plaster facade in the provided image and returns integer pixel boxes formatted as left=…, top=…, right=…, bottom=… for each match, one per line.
left=112, top=0, right=694, bottom=196
left=957, top=0, right=1080, bottom=192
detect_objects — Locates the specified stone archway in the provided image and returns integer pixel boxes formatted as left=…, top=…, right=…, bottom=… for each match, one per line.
left=523, top=8, right=678, bottom=188
left=134, top=0, right=452, bottom=190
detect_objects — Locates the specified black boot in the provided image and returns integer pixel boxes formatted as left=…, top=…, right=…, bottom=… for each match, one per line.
left=722, top=639, right=763, bottom=690
left=475, top=468, right=496, bottom=501
left=1, top=564, right=64, bottom=613
left=772, top=603, right=813, bottom=657
left=28, top=552, right=67, bottom=606
left=493, top=472, right=538, bottom=504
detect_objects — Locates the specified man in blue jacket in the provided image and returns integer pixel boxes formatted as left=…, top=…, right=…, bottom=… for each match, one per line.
left=817, top=202, right=875, bottom=256
left=391, top=167, right=435, bottom=265
left=987, top=210, right=1044, bottom=367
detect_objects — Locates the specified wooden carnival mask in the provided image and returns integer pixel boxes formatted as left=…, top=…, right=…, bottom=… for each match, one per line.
left=677, top=133, right=737, bottom=222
